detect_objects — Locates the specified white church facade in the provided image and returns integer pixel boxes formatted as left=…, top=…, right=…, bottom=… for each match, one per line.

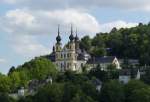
left=49, top=25, right=121, bottom=72
left=49, top=25, right=90, bottom=72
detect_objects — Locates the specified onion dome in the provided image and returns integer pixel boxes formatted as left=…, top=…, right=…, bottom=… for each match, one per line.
left=69, top=33, right=74, bottom=41
left=69, top=24, right=74, bottom=42
left=56, top=25, right=61, bottom=43
left=52, top=46, right=55, bottom=52
left=56, top=34, right=61, bottom=42
left=75, top=29, right=79, bottom=41
left=75, top=35, right=79, bottom=41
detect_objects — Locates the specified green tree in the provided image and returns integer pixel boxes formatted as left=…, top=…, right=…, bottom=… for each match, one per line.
left=62, top=82, right=81, bottom=102
left=80, top=36, right=92, bottom=53
left=125, top=80, right=148, bottom=102
left=142, top=67, right=150, bottom=85
left=71, top=92, right=96, bottom=102
left=100, top=80, right=125, bottom=102
left=89, top=66, right=108, bottom=82
left=33, top=83, right=64, bottom=102
left=8, top=66, right=15, bottom=75
left=0, top=74, right=11, bottom=93
left=0, top=93, right=16, bottom=102
left=129, top=87, right=150, bottom=102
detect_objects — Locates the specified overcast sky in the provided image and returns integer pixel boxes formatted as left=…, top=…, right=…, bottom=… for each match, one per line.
left=0, top=0, right=150, bottom=74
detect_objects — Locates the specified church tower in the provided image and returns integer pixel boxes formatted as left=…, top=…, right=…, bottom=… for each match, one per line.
left=55, top=25, right=62, bottom=52
left=75, top=28, right=80, bottom=51
left=49, top=25, right=89, bottom=72
left=55, top=25, right=62, bottom=69
left=68, top=25, right=75, bottom=51
left=66, top=25, right=77, bottom=70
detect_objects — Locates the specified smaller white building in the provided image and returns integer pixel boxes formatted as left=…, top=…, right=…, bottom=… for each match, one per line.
left=119, top=69, right=141, bottom=84
left=136, top=69, right=141, bottom=80
left=88, top=56, right=121, bottom=70
left=119, top=75, right=131, bottom=84
left=92, top=79, right=102, bottom=92
left=18, top=87, right=25, bottom=97
left=46, top=76, right=53, bottom=84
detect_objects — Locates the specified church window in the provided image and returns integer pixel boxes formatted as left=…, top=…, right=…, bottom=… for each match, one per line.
left=81, top=63, right=84, bottom=67
left=75, top=64, right=77, bottom=69
left=67, top=63, right=69, bottom=68
left=55, top=54, right=57, bottom=58
left=56, top=46, right=59, bottom=51
left=61, top=54, right=63, bottom=58
left=67, top=53, right=69, bottom=58
left=56, top=54, right=59, bottom=59
left=61, top=63, right=63, bottom=68
left=64, top=54, right=66, bottom=58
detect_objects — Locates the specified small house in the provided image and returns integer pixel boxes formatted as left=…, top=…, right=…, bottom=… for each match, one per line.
left=88, top=56, right=121, bottom=70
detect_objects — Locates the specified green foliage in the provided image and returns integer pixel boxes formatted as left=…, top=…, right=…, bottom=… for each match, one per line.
left=8, top=66, right=16, bottom=75
left=89, top=67, right=108, bottom=82
left=0, top=57, right=57, bottom=93
left=125, top=80, right=149, bottom=102
left=107, top=64, right=116, bottom=70
left=62, top=82, right=80, bottom=102
left=33, top=83, right=64, bottom=102
left=80, top=23, right=150, bottom=65
left=80, top=36, right=92, bottom=53
left=27, top=72, right=98, bottom=102
left=71, top=92, right=96, bottom=102
left=141, top=67, right=150, bottom=84
left=89, top=65, right=119, bottom=82
left=1, top=23, right=150, bottom=102
left=19, top=57, right=58, bottom=80
left=100, top=80, right=125, bottom=102
left=0, top=74, right=11, bottom=93
left=0, top=93, right=16, bottom=102
left=130, top=87, right=150, bottom=102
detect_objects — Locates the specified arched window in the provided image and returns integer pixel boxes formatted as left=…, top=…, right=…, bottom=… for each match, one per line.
left=64, top=54, right=66, bottom=58
left=61, top=63, right=63, bottom=68
left=61, top=54, right=63, bottom=58
left=67, top=63, right=70, bottom=68
left=67, top=53, right=69, bottom=58
left=81, top=63, right=84, bottom=67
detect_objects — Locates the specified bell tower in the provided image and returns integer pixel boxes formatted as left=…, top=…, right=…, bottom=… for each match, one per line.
left=68, top=24, right=75, bottom=51
left=75, top=28, right=80, bottom=51
left=67, top=25, right=77, bottom=71
left=55, top=25, right=62, bottom=62
left=55, top=25, right=62, bottom=52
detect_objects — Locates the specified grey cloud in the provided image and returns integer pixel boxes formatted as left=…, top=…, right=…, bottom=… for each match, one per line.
left=0, top=58, right=6, bottom=64
left=0, top=9, right=100, bottom=36
left=2, top=0, right=150, bottom=11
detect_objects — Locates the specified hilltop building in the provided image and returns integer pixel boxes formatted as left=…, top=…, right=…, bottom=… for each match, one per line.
left=119, top=69, right=141, bottom=84
left=88, top=56, right=121, bottom=70
left=49, top=25, right=90, bottom=72
left=49, top=25, right=121, bottom=72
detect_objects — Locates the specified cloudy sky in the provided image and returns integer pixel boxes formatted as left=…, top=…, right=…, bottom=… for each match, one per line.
left=0, top=0, right=150, bottom=74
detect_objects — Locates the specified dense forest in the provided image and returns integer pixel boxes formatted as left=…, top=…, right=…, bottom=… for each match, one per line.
left=0, top=23, right=150, bottom=102
left=80, top=23, right=150, bottom=65
left=0, top=57, right=150, bottom=102
left=0, top=57, right=58, bottom=93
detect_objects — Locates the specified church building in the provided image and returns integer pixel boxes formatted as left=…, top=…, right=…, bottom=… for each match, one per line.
left=49, top=25, right=122, bottom=72
left=49, top=25, right=90, bottom=72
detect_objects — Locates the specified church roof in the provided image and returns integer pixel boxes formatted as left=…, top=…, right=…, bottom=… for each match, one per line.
left=119, top=69, right=131, bottom=76
left=88, top=56, right=116, bottom=64
left=119, top=69, right=140, bottom=78
left=92, top=79, right=102, bottom=86
left=47, top=52, right=55, bottom=62
left=77, top=49, right=90, bottom=61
